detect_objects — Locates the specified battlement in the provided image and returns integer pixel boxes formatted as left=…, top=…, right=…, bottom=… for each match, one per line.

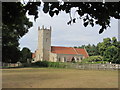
left=38, top=25, right=51, bottom=31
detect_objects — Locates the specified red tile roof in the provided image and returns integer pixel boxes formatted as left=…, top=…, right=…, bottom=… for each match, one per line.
left=51, top=46, right=89, bottom=58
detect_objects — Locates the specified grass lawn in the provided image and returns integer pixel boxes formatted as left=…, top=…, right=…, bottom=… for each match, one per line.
left=2, top=68, right=118, bottom=88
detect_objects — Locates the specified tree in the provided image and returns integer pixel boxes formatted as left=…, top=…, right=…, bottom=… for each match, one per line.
left=82, top=44, right=99, bottom=56
left=116, top=41, right=120, bottom=64
left=75, top=37, right=119, bottom=63
left=97, top=38, right=112, bottom=56
left=42, top=2, right=120, bottom=33
left=18, top=1, right=120, bottom=33
left=104, top=45, right=118, bottom=63
left=2, top=2, right=33, bottom=63
left=20, top=47, right=32, bottom=63
left=112, top=37, right=117, bottom=46
left=97, top=37, right=120, bottom=64
left=103, top=38, right=111, bottom=47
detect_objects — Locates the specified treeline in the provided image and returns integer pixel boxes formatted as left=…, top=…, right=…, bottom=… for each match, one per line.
left=74, top=37, right=120, bottom=64
left=2, top=47, right=32, bottom=64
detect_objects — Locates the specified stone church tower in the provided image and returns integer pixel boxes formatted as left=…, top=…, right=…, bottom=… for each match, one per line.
left=37, top=25, right=51, bottom=61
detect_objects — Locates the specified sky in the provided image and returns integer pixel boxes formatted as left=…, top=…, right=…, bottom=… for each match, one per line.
left=19, top=7, right=118, bottom=52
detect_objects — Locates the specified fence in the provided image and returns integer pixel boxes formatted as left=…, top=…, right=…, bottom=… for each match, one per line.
left=1, top=62, right=22, bottom=68
left=65, top=63, right=120, bottom=70
left=1, top=62, right=120, bottom=70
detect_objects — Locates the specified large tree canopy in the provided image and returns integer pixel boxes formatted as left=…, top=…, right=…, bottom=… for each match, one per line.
left=97, top=37, right=120, bottom=63
left=2, top=2, right=33, bottom=63
left=24, top=2, right=120, bottom=33
left=43, top=2, right=120, bottom=33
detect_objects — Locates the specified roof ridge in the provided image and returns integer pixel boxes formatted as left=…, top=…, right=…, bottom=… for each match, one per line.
left=51, top=46, right=70, bottom=48
left=72, top=47, right=78, bottom=54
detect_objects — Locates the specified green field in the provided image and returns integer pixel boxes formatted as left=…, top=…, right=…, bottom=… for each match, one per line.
left=2, top=68, right=118, bottom=88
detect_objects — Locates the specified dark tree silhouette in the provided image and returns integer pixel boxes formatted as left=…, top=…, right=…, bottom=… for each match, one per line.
left=2, top=2, right=33, bottom=63
left=24, top=2, right=120, bottom=33
left=20, top=47, right=32, bottom=63
left=42, top=2, right=120, bottom=34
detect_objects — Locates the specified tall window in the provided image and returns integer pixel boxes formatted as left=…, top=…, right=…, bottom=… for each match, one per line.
left=58, top=57, right=60, bottom=62
left=64, top=57, right=66, bottom=62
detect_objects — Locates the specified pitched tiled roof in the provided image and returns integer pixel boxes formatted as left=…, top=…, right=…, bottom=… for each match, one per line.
left=51, top=46, right=89, bottom=58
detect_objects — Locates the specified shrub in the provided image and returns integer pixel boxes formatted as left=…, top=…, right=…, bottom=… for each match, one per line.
left=22, top=63, right=31, bottom=67
left=48, top=62, right=60, bottom=68
left=81, top=56, right=104, bottom=64
left=32, top=61, right=67, bottom=68
left=34, top=61, right=49, bottom=67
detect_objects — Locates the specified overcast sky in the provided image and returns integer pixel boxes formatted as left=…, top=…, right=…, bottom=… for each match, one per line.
left=19, top=8, right=118, bottom=52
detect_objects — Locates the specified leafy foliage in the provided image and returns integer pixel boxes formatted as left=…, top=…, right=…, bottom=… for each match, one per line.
left=104, top=45, right=118, bottom=62
left=2, top=2, right=33, bottom=63
left=75, top=37, right=120, bottom=64
left=13, top=2, right=120, bottom=34
left=32, top=61, right=67, bottom=68
left=20, top=47, right=32, bottom=63
left=24, top=2, right=41, bottom=20
left=82, top=56, right=104, bottom=64
left=97, top=37, right=119, bottom=63
left=42, top=2, right=120, bottom=34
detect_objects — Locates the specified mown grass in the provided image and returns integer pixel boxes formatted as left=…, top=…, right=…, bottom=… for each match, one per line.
left=2, top=68, right=118, bottom=88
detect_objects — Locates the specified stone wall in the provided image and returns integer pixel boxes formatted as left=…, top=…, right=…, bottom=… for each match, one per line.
left=49, top=53, right=57, bottom=62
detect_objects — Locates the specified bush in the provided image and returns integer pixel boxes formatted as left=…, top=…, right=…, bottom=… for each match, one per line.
left=32, top=61, right=67, bottom=68
left=21, top=63, right=31, bottom=67
left=81, top=56, right=104, bottom=64
left=34, top=61, right=49, bottom=67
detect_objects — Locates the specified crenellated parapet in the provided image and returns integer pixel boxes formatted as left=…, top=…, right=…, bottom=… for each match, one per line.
left=38, top=25, right=52, bottom=31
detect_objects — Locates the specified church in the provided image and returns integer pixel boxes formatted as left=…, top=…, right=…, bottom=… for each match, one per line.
left=32, top=26, right=89, bottom=62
